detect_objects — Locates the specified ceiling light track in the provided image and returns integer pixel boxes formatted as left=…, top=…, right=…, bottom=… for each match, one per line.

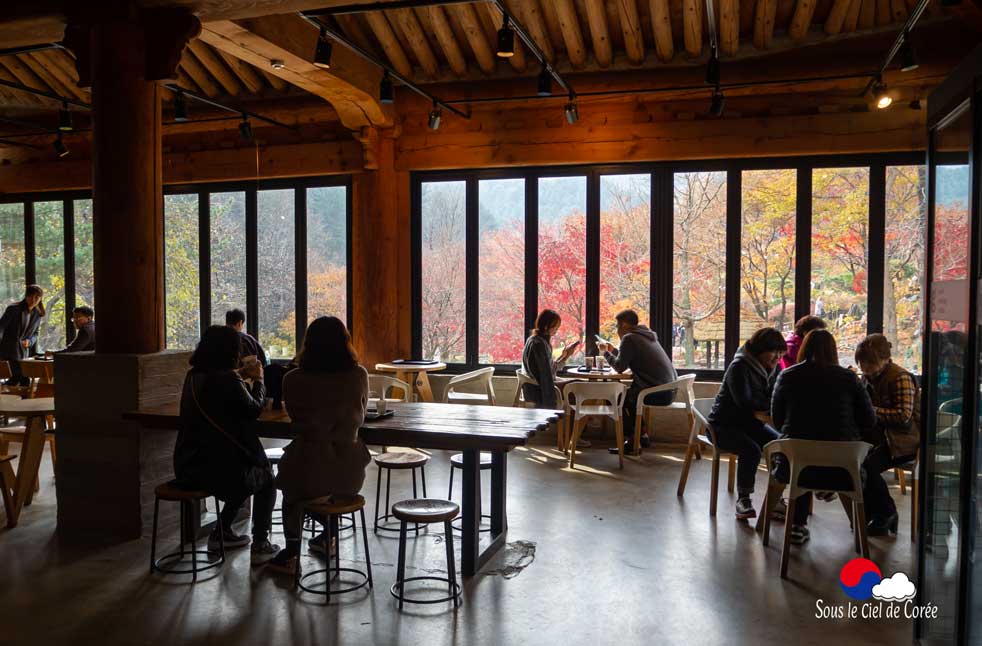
left=0, top=78, right=90, bottom=109
left=162, top=84, right=297, bottom=131
left=863, top=0, right=930, bottom=95
left=0, top=42, right=64, bottom=57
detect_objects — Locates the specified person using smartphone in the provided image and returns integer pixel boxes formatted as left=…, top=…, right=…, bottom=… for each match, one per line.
left=521, top=309, right=578, bottom=409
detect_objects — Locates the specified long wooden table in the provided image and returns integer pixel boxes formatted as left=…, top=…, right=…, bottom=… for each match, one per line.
left=126, top=401, right=560, bottom=576
left=0, top=395, right=54, bottom=528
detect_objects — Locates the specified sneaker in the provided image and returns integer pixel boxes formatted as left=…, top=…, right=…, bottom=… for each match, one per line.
left=265, top=550, right=298, bottom=576
left=770, top=498, right=788, bottom=521
left=735, top=497, right=757, bottom=520
left=791, top=525, right=810, bottom=545
left=209, top=529, right=250, bottom=551
left=639, top=434, right=651, bottom=448
left=308, top=533, right=337, bottom=557
left=250, top=538, right=281, bottom=565
left=576, top=438, right=591, bottom=449
left=608, top=441, right=639, bottom=456
left=816, top=491, right=838, bottom=502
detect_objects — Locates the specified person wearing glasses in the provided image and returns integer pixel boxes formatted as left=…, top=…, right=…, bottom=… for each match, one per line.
left=48, top=306, right=95, bottom=354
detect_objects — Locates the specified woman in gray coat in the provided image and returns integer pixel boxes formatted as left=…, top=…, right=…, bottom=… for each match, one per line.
left=521, top=309, right=579, bottom=409
left=267, top=316, right=371, bottom=575
left=0, top=285, right=45, bottom=386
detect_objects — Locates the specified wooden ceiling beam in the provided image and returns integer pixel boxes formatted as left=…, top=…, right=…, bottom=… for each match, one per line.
left=554, top=0, right=588, bottom=68
left=683, top=0, right=704, bottom=55
left=174, top=66, right=202, bottom=94
left=18, top=52, right=78, bottom=101
left=616, top=0, right=646, bottom=65
left=719, top=0, right=740, bottom=55
left=858, top=0, right=876, bottom=28
left=179, top=49, right=223, bottom=97
left=825, top=0, right=852, bottom=33
left=448, top=3, right=496, bottom=75
left=876, top=0, right=891, bottom=25
left=187, top=40, right=242, bottom=96
left=843, top=0, right=863, bottom=31
left=538, top=0, right=569, bottom=57
left=199, top=16, right=389, bottom=130
left=788, top=0, right=818, bottom=40
left=390, top=8, right=440, bottom=77
left=364, top=12, right=413, bottom=77
left=0, top=56, right=48, bottom=94
left=649, top=0, right=675, bottom=62
left=889, top=0, right=908, bottom=22
left=0, top=64, right=44, bottom=106
left=427, top=6, right=467, bottom=76
left=583, top=0, right=614, bottom=68
left=507, top=0, right=555, bottom=63
left=260, top=68, right=289, bottom=92
left=214, top=49, right=265, bottom=94
left=334, top=14, right=382, bottom=60
left=34, top=50, right=88, bottom=101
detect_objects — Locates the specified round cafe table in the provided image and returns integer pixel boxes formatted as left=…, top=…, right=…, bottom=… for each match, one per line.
left=0, top=396, right=55, bottom=528
left=560, top=367, right=633, bottom=382
left=374, top=362, right=447, bottom=402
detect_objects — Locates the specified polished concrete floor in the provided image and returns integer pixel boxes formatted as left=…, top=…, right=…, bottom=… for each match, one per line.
left=1, top=437, right=916, bottom=646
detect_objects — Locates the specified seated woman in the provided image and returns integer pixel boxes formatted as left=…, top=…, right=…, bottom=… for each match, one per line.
left=855, top=334, right=919, bottom=536
left=521, top=308, right=579, bottom=409
left=175, top=325, right=278, bottom=563
left=770, top=329, right=876, bottom=545
left=708, top=327, right=787, bottom=520
left=267, top=317, right=371, bottom=575
left=778, top=315, right=826, bottom=370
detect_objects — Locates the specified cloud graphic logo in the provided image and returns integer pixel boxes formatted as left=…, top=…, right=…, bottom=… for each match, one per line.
left=840, top=558, right=882, bottom=601
left=873, top=573, right=917, bottom=602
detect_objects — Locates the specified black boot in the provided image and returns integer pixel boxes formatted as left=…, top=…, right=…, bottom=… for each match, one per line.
left=867, top=512, right=899, bottom=537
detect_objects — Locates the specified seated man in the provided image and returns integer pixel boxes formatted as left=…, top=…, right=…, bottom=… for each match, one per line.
left=225, top=308, right=268, bottom=367
left=598, top=309, right=678, bottom=454
left=50, top=306, right=95, bottom=353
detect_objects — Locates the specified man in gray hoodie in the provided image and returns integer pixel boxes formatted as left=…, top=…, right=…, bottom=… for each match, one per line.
left=600, top=310, right=678, bottom=454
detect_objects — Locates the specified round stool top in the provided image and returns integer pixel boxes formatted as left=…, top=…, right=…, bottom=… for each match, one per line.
left=450, top=452, right=493, bottom=469
left=265, top=447, right=284, bottom=462
left=155, top=480, right=211, bottom=501
left=375, top=451, right=429, bottom=469
left=305, top=494, right=366, bottom=515
left=391, top=498, right=459, bottom=523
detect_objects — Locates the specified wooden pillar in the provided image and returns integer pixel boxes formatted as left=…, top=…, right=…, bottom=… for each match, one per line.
left=351, top=129, right=411, bottom=367
left=88, top=20, right=164, bottom=353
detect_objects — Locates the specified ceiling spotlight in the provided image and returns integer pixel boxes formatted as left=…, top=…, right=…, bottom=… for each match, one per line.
left=537, top=66, right=551, bottom=96
left=900, top=32, right=919, bottom=72
left=872, top=76, right=892, bottom=109
left=379, top=70, right=394, bottom=104
left=428, top=101, right=442, bottom=130
left=239, top=114, right=254, bottom=143
left=173, top=91, right=189, bottom=122
left=497, top=14, right=515, bottom=58
left=53, top=134, right=69, bottom=158
left=313, top=27, right=333, bottom=69
left=709, top=88, right=726, bottom=117
left=269, top=59, right=286, bottom=70
left=564, top=96, right=578, bottom=125
left=705, top=47, right=720, bottom=87
left=58, top=101, right=73, bottom=132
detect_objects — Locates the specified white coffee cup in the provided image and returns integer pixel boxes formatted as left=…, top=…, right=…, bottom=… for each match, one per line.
left=585, top=356, right=595, bottom=370
left=376, top=398, right=388, bottom=415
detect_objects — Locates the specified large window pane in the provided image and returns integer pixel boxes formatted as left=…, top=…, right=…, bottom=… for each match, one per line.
left=478, top=178, right=524, bottom=364
left=884, top=166, right=926, bottom=373
left=307, top=186, right=347, bottom=324
left=210, top=192, right=247, bottom=325
left=34, top=201, right=65, bottom=351
left=257, top=189, right=295, bottom=360
left=741, top=170, right=796, bottom=341
left=74, top=199, right=94, bottom=309
left=164, top=194, right=200, bottom=349
left=538, top=176, right=586, bottom=363
left=812, top=167, right=869, bottom=364
left=0, top=203, right=25, bottom=304
left=673, top=172, right=727, bottom=369
left=421, top=181, right=466, bottom=363
left=600, top=174, right=650, bottom=339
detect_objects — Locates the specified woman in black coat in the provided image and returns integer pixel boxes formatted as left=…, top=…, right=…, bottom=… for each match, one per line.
left=175, top=325, right=279, bottom=563
left=0, top=285, right=45, bottom=386
left=770, top=329, right=876, bottom=546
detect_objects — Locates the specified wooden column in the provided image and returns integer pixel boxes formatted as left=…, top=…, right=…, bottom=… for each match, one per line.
left=351, top=129, right=411, bottom=367
left=88, top=20, right=164, bottom=353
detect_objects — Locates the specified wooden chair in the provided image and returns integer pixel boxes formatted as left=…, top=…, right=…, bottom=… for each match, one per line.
left=443, top=367, right=496, bottom=405
left=758, top=439, right=872, bottom=579
left=564, top=381, right=627, bottom=469
left=19, top=360, right=54, bottom=398
left=0, top=453, right=16, bottom=528
left=632, top=374, right=697, bottom=455
left=676, top=398, right=738, bottom=515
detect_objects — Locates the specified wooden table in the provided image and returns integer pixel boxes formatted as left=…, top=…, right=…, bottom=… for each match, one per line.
left=0, top=396, right=54, bottom=528
left=125, top=401, right=559, bottom=576
left=374, top=362, right=447, bottom=402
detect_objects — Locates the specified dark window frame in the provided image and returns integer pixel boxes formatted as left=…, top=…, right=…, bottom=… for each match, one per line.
left=411, top=152, right=927, bottom=377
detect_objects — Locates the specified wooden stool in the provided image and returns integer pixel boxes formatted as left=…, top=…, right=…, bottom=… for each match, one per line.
left=295, top=495, right=373, bottom=602
left=150, top=481, right=225, bottom=581
left=390, top=498, right=461, bottom=610
left=447, top=452, right=492, bottom=533
left=374, top=451, right=429, bottom=534
left=1, top=454, right=16, bottom=528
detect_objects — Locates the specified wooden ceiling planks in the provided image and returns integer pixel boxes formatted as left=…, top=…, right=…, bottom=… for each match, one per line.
left=583, top=0, right=614, bottom=67
left=214, top=49, right=266, bottom=94
left=426, top=5, right=468, bottom=75
left=616, top=0, right=646, bottom=64
left=363, top=12, right=414, bottom=77
left=449, top=3, right=497, bottom=74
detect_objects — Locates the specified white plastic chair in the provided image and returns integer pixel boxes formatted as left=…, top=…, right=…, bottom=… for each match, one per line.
left=564, top=381, right=627, bottom=469
left=758, top=438, right=872, bottom=579
left=512, top=368, right=537, bottom=407
left=676, top=397, right=738, bottom=515
left=633, top=374, right=696, bottom=455
left=443, top=367, right=496, bottom=405
left=368, top=374, right=411, bottom=403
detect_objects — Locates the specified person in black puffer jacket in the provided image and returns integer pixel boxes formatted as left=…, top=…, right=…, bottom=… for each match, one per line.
left=769, top=329, right=876, bottom=546
left=708, top=327, right=786, bottom=520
